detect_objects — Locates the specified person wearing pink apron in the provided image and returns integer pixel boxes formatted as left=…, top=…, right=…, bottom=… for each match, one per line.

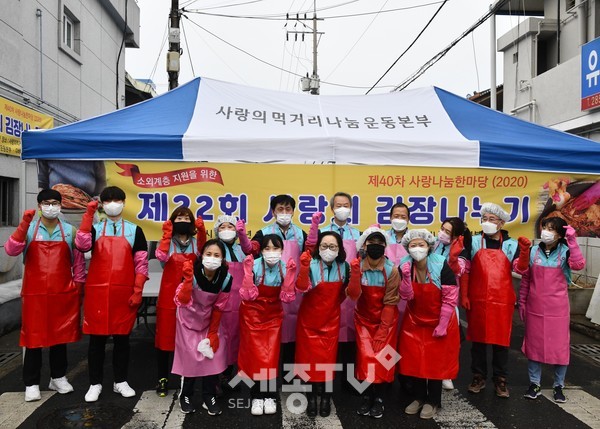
left=75, top=186, right=148, bottom=403
left=4, top=189, right=85, bottom=402
left=384, top=202, right=410, bottom=265
left=346, top=226, right=399, bottom=419
left=172, top=239, right=232, bottom=416
left=238, top=234, right=297, bottom=416
left=154, top=207, right=202, bottom=397
left=464, top=203, right=517, bottom=399
left=514, top=217, right=586, bottom=403
left=398, top=229, right=459, bottom=420
left=295, top=231, right=349, bottom=417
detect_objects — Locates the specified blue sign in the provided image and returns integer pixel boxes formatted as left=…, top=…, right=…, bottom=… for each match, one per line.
left=581, top=37, right=600, bottom=110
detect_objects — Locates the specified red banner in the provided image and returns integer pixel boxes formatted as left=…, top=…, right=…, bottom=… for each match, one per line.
left=116, top=163, right=224, bottom=188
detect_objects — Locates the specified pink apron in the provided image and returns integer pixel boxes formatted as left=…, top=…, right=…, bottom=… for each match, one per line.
left=280, top=226, right=301, bottom=343
left=172, top=288, right=228, bottom=377
left=339, top=239, right=358, bottom=341
left=522, top=247, right=570, bottom=365
left=222, top=261, right=244, bottom=366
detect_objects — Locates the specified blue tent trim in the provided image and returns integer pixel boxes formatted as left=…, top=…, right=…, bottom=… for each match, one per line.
left=435, top=87, right=600, bottom=174
left=22, top=78, right=201, bottom=160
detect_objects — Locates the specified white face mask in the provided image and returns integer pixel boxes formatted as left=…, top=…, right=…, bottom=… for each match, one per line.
left=540, top=229, right=557, bottom=245
left=202, top=256, right=222, bottom=271
left=481, top=221, right=498, bottom=235
left=218, top=229, right=236, bottom=242
left=263, top=251, right=282, bottom=266
left=276, top=213, right=292, bottom=227
left=391, top=218, right=408, bottom=232
left=408, top=247, right=428, bottom=262
left=103, top=201, right=124, bottom=217
left=319, top=249, right=338, bottom=263
left=333, top=207, right=351, bottom=222
left=41, top=205, right=61, bottom=219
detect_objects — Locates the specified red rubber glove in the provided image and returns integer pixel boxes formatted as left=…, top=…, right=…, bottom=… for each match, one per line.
left=516, top=236, right=532, bottom=272
left=177, top=260, right=194, bottom=304
left=195, top=216, right=206, bottom=250
left=459, top=272, right=470, bottom=310
left=11, top=210, right=36, bottom=243
left=296, top=250, right=312, bottom=292
left=207, top=308, right=223, bottom=353
left=158, top=220, right=173, bottom=254
left=79, top=201, right=98, bottom=233
left=129, top=273, right=147, bottom=307
left=346, top=257, right=362, bottom=300
left=372, top=304, right=397, bottom=353
left=448, top=236, right=464, bottom=276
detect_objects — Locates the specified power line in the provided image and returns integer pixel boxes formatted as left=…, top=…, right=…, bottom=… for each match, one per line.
left=366, top=0, right=448, bottom=94
left=180, top=17, right=196, bottom=77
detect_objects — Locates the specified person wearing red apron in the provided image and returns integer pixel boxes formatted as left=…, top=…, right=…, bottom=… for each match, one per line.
left=238, top=234, right=297, bottom=416
left=154, top=207, right=203, bottom=397
left=295, top=231, right=349, bottom=418
left=171, top=239, right=232, bottom=415
left=464, top=202, right=517, bottom=398
left=514, top=218, right=586, bottom=403
left=398, top=229, right=459, bottom=420
left=346, top=226, right=399, bottom=420
left=4, top=189, right=85, bottom=402
left=75, top=186, right=148, bottom=403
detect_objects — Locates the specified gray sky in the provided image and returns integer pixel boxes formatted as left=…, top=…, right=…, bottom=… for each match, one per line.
left=125, top=0, right=517, bottom=97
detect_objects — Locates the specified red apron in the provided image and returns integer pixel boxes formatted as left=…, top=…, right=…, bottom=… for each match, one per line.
left=398, top=273, right=460, bottom=380
left=339, top=239, right=357, bottom=342
left=20, top=220, right=80, bottom=348
left=295, top=262, right=344, bottom=382
left=155, top=240, right=196, bottom=351
left=354, top=270, right=399, bottom=384
left=467, top=237, right=516, bottom=347
left=522, top=247, right=570, bottom=365
left=281, top=232, right=301, bottom=343
left=238, top=284, right=283, bottom=380
left=222, top=260, right=244, bottom=366
left=83, top=220, right=136, bottom=335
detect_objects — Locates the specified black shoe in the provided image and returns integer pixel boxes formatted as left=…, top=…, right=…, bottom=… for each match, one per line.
left=369, top=397, right=384, bottom=419
left=180, top=395, right=195, bottom=414
left=319, top=395, right=331, bottom=417
left=523, top=383, right=541, bottom=399
left=156, top=378, right=168, bottom=397
left=553, top=386, right=567, bottom=403
left=306, top=393, right=317, bottom=417
left=357, top=395, right=372, bottom=416
left=202, top=395, right=222, bottom=416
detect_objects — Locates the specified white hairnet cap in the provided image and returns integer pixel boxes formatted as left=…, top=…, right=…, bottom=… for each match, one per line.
left=356, top=225, right=392, bottom=252
left=401, top=228, right=436, bottom=250
left=213, top=214, right=238, bottom=234
left=480, top=202, right=510, bottom=222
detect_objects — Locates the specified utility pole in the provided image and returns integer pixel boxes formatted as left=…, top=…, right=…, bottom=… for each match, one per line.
left=167, top=0, right=180, bottom=90
left=287, top=1, right=323, bottom=95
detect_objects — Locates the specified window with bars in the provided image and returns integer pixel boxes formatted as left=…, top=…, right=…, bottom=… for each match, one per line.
left=0, top=177, right=16, bottom=227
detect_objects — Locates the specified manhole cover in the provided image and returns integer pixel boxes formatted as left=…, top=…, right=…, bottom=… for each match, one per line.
left=0, top=352, right=20, bottom=367
left=37, top=404, right=132, bottom=429
left=571, top=344, right=600, bottom=365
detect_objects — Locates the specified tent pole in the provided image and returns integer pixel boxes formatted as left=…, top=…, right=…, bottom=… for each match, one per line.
left=490, top=4, right=497, bottom=110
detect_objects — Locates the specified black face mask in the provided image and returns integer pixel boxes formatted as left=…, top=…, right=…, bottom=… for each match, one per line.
left=366, top=243, right=385, bottom=259
left=173, top=221, right=193, bottom=235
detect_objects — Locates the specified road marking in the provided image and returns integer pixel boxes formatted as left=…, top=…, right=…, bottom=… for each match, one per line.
left=541, top=388, right=600, bottom=429
left=0, top=391, right=56, bottom=428
left=280, top=392, right=343, bottom=429
left=122, top=390, right=185, bottom=429
left=433, top=389, right=497, bottom=428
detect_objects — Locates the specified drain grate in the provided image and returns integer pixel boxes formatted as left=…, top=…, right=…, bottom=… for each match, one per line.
left=0, top=352, right=20, bottom=367
left=571, top=344, right=600, bottom=365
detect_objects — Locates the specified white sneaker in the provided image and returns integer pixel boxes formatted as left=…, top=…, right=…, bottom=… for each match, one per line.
left=49, top=376, right=74, bottom=394
left=251, top=398, right=264, bottom=415
left=263, top=398, right=276, bottom=415
left=85, top=384, right=102, bottom=402
left=442, top=379, right=454, bottom=390
left=113, top=381, right=136, bottom=398
left=25, top=385, right=41, bottom=402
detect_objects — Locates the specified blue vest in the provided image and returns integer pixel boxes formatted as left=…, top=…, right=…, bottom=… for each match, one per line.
left=400, top=253, right=446, bottom=289
left=25, top=218, right=76, bottom=259
left=320, top=221, right=360, bottom=241
left=530, top=243, right=572, bottom=284
left=361, top=258, right=395, bottom=287
left=260, top=223, right=305, bottom=249
left=471, top=234, right=517, bottom=262
left=308, top=259, right=348, bottom=287
left=222, top=241, right=245, bottom=263
left=94, top=218, right=137, bottom=248
left=253, top=258, right=286, bottom=287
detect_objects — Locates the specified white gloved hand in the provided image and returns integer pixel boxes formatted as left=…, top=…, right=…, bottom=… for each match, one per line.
left=197, top=338, right=214, bottom=359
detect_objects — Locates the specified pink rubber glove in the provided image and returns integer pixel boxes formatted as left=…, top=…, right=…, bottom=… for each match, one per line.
left=280, top=258, right=297, bottom=302
left=433, top=285, right=458, bottom=337
left=304, top=211, right=322, bottom=253
left=564, top=225, right=586, bottom=270
left=240, top=255, right=258, bottom=301
left=236, top=220, right=258, bottom=255
left=572, top=181, right=600, bottom=210
left=399, top=262, right=414, bottom=300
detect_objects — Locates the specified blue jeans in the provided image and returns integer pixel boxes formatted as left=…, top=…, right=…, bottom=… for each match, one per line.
left=527, top=360, right=568, bottom=387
